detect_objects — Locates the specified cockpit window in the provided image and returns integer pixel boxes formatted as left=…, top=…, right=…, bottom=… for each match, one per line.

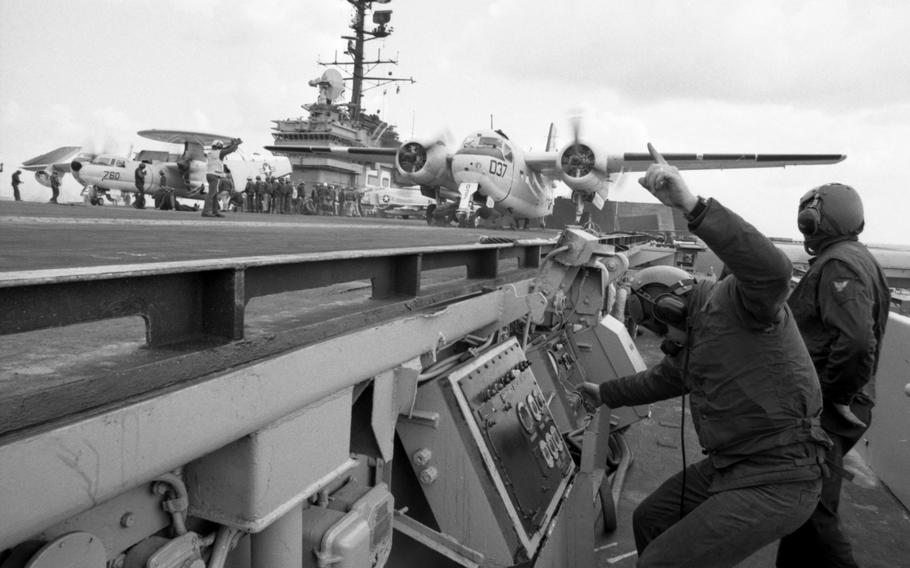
left=478, top=136, right=501, bottom=148
left=503, top=142, right=513, bottom=162
left=458, top=134, right=505, bottom=160
left=92, top=156, right=128, bottom=167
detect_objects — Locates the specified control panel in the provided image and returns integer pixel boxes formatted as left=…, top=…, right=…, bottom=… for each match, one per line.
left=447, top=338, right=574, bottom=547
left=525, top=330, right=590, bottom=433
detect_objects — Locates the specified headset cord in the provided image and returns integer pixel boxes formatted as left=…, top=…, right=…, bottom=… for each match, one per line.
left=678, top=337, right=692, bottom=521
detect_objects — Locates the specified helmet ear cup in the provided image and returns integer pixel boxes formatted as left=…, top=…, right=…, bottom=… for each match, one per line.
left=628, top=267, right=694, bottom=334
left=653, top=294, right=687, bottom=327
left=797, top=201, right=821, bottom=236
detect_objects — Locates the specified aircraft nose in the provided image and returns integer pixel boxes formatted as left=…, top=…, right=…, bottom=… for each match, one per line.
left=71, top=160, right=83, bottom=172
left=456, top=170, right=483, bottom=184
left=452, top=156, right=484, bottom=183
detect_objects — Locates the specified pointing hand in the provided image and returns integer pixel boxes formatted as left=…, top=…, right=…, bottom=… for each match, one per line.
left=638, top=143, right=698, bottom=213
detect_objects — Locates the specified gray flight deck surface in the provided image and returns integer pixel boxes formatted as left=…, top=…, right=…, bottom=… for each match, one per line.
left=0, top=201, right=541, bottom=270
left=1, top=201, right=907, bottom=567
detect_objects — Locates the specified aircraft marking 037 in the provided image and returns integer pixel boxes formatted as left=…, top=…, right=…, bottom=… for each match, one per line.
left=489, top=160, right=508, bottom=177
left=265, top=124, right=846, bottom=228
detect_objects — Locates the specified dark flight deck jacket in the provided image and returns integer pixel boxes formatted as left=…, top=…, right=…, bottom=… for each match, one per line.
left=788, top=238, right=890, bottom=440
left=600, top=198, right=831, bottom=491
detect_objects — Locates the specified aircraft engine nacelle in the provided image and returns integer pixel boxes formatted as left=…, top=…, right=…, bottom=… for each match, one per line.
left=33, top=168, right=54, bottom=188
left=556, top=140, right=610, bottom=195
left=394, top=140, right=448, bottom=186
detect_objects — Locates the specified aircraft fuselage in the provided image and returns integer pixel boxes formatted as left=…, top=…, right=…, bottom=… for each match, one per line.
left=451, top=130, right=554, bottom=221
left=70, top=153, right=291, bottom=199
left=71, top=155, right=204, bottom=198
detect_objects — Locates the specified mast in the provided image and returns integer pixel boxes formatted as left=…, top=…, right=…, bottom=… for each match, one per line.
left=349, top=1, right=366, bottom=122
left=320, top=0, right=414, bottom=123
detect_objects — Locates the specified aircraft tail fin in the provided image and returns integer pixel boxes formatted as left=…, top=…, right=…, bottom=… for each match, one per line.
left=545, top=123, right=556, bottom=152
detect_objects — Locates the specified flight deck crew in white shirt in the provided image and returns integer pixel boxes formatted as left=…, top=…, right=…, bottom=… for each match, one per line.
left=202, top=138, right=241, bottom=218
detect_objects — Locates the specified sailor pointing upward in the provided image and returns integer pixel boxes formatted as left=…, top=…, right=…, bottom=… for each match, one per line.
left=580, top=144, right=831, bottom=568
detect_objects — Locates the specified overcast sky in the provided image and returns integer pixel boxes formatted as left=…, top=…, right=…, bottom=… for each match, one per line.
left=2, top=0, right=908, bottom=244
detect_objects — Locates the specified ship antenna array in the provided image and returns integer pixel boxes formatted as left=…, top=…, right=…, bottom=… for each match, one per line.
left=317, top=0, right=415, bottom=121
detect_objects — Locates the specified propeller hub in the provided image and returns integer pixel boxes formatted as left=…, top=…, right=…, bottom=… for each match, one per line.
left=397, top=142, right=428, bottom=173
left=561, top=143, right=596, bottom=178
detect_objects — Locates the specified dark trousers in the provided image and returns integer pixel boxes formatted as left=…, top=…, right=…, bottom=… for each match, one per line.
left=634, top=459, right=820, bottom=568
left=203, top=174, right=220, bottom=214
left=12, top=184, right=21, bottom=200
left=776, top=405, right=871, bottom=568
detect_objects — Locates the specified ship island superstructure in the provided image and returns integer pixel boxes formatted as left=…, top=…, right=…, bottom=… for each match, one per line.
left=270, top=0, right=414, bottom=192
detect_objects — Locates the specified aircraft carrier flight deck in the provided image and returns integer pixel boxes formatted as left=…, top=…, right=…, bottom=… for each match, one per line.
left=1, top=200, right=907, bottom=568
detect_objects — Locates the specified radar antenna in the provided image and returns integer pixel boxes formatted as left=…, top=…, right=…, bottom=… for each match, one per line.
left=308, top=69, right=346, bottom=105
left=318, top=0, right=414, bottom=122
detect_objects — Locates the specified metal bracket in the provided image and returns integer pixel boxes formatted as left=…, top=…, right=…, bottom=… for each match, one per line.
left=393, top=510, right=484, bottom=568
left=398, top=410, right=440, bottom=429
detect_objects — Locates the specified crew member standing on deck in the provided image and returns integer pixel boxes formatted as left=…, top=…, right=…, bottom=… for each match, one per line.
left=134, top=162, right=149, bottom=209
left=260, top=175, right=273, bottom=214
left=11, top=169, right=23, bottom=201
left=49, top=170, right=61, bottom=203
left=579, top=148, right=831, bottom=568
left=202, top=138, right=241, bottom=218
left=333, top=184, right=342, bottom=216
left=243, top=176, right=254, bottom=213
left=253, top=175, right=264, bottom=213
left=156, top=169, right=176, bottom=210
left=776, top=184, right=890, bottom=568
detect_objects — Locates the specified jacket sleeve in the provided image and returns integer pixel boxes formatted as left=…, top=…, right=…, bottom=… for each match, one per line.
left=817, top=259, right=879, bottom=403
left=220, top=139, right=241, bottom=160
left=688, top=198, right=792, bottom=324
left=599, top=355, right=686, bottom=408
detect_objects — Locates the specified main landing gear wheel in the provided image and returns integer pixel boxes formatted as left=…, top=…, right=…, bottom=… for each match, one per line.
left=457, top=213, right=477, bottom=228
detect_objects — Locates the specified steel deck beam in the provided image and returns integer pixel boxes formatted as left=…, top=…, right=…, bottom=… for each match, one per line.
left=0, top=240, right=550, bottom=346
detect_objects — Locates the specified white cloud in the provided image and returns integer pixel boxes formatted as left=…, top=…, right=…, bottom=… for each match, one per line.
left=0, top=100, right=22, bottom=125
left=1, top=0, right=908, bottom=244
left=480, top=1, right=910, bottom=111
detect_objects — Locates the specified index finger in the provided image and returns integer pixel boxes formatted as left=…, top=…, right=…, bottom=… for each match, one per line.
left=647, top=142, right=669, bottom=165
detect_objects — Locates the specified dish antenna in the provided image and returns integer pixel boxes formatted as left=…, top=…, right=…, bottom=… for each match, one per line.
left=309, top=68, right=346, bottom=105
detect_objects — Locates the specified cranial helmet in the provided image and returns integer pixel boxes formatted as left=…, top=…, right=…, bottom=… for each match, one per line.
left=797, top=183, right=864, bottom=238
left=212, top=140, right=225, bottom=149
left=626, top=265, right=696, bottom=335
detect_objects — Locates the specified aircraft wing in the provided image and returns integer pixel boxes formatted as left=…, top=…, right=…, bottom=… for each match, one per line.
left=263, top=144, right=398, bottom=163
left=139, top=129, right=236, bottom=146
left=21, top=146, right=83, bottom=173
left=523, top=150, right=845, bottom=177
left=523, top=151, right=562, bottom=176
left=614, top=152, right=846, bottom=172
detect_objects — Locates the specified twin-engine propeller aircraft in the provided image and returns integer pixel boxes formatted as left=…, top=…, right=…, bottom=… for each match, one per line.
left=266, top=124, right=845, bottom=228
left=22, top=130, right=291, bottom=206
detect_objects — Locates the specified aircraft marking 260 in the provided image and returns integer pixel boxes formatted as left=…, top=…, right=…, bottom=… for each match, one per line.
left=22, top=130, right=291, bottom=206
